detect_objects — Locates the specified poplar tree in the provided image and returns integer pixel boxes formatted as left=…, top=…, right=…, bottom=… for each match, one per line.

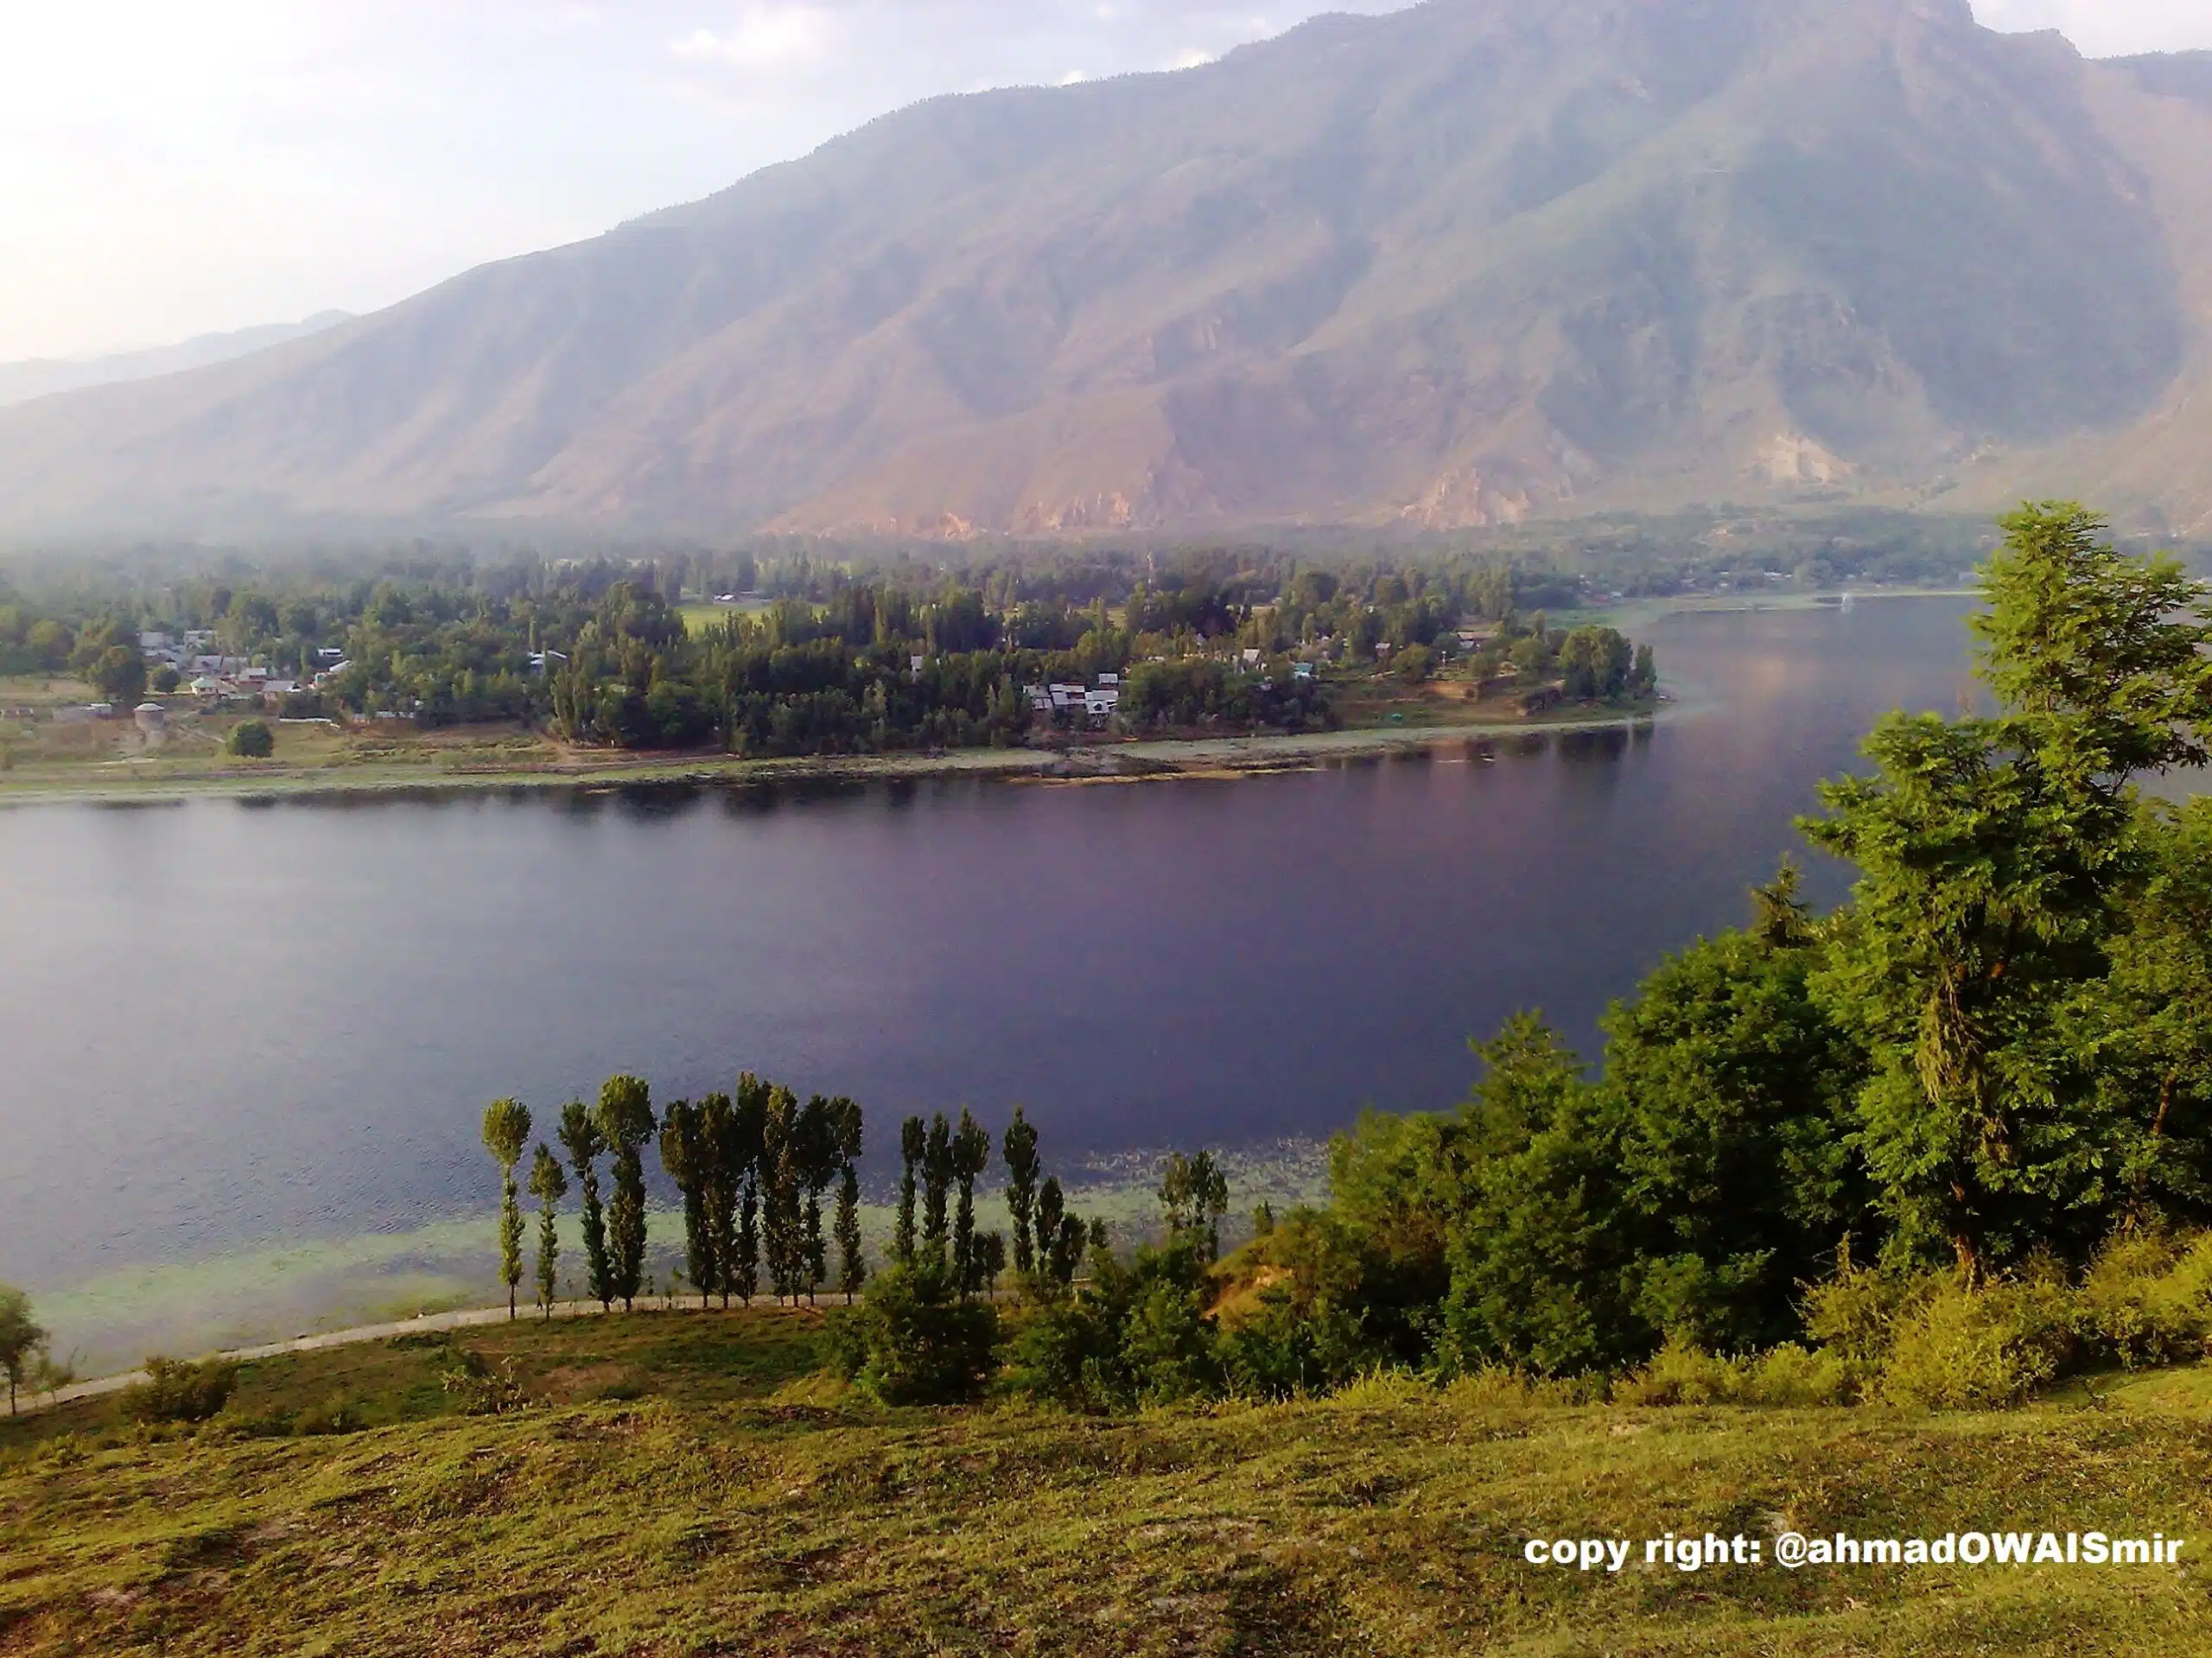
left=923, top=1111, right=954, bottom=1260
left=527, top=1143, right=566, bottom=1319
left=895, top=1115, right=925, bottom=1263
left=798, top=1095, right=842, bottom=1304
left=830, top=1094, right=868, bottom=1303
left=558, top=1100, right=613, bottom=1311
left=480, top=1097, right=531, bottom=1320
left=595, top=1075, right=657, bottom=1312
left=1035, top=1176, right=1066, bottom=1286
left=763, top=1084, right=805, bottom=1303
left=658, top=1099, right=715, bottom=1309
left=699, top=1091, right=739, bottom=1306
left=1001, top=1106, right=1041, bottom=1275
left=951, top=1108, right=990, bottom=1295
left=731, top=1077, right=771, bottom=1305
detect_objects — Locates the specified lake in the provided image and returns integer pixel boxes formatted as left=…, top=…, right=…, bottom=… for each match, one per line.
left=0, top=596, right=1989, bottom=1359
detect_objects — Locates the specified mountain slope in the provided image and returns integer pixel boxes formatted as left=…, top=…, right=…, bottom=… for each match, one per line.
left=0, top=314, right=351, bottom=411
left=1, top=0, right=2208, bottom=538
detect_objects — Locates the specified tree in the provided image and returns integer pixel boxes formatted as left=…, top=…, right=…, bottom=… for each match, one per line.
left=658, top=1099, right=716, bottom=1309
left=480, top=1097, right=531, bottom=1320
left=797, top=1096, right=844, bottom=1303
left=728, top=1077, right=772, bottom=1305
left=895, top=1115, right=925, bottom=1263
left=923, top=1112, right=954, bottom=1259
left=594, top=1076, right=657, bottom=1312
left=91, top=645, right=146, bottom=705
left=1599, top=924, right=1866, bottom=1353
left=558, top=1100, right=613, bottom=1311
left=978, top=1231, right=1007, bottom=1295
left=834, top=1096, right=867, bottom=1303
left=698, top=1091, right=740, bottom=1306
left=2085, top=800, right=2212, bottom=1219
left=1803, top=505, right=2212, bottom=1275
left=1036, top=1177, right=1069, bottom=1286
left=825, top=1257, right=999, bottom=1405
left=1160, top=1151, right=1229, bottom=1261
left=762, top=1085, right=805, bottom=1302
left=951, top=1108, right=991, bottom=1295
left=527, top=1143, right=567, bottom=1319
left=1002, top=1107, right=1041, bottom=1276
left=227, top=719, right=274, bottom=759
left=0, top=1285, right=47, bottom=1415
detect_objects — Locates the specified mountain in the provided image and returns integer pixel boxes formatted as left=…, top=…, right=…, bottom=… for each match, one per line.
left=0, top=314, right=351, bottom=411
left=3, top=0, right=2210, bottom=539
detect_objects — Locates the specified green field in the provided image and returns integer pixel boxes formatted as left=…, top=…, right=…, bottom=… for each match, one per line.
left=5, top=1307, right=2209, bottom=1655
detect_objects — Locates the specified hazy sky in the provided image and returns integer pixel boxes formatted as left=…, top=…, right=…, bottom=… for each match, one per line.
left=2, top=0, right=2208, bottom=362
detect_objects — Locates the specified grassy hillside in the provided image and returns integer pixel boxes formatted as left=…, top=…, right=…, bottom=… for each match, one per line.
left=5, top=1307, right=2210, bottom=1655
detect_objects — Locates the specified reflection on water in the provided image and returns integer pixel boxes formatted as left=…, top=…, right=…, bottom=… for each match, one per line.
left=0, top=600, right=1984, bottom=1292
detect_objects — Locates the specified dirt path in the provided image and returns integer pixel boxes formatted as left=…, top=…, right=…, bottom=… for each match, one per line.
left=18, top=1295, right=802, bottom=1416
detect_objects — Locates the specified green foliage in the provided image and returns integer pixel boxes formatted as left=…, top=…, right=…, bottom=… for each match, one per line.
left=0, top=1286, right=48, bottom=1415
left=438, top=1350, right=531, bottom=1416
left=557, top=1100, right=613, bottom=1311
left=594, top=1076, right=657, bottom=1312
left=1611, top=1341, right=1853, bottom=1407
left=1002, top=1107, right=1040, bottom=1274
left=226, top=719, right=274, bottom=759
left=122, top=1356, right=238, bottom=1424
left=480, top=1097, right=531, bottom=1320
left=526, top=1143, right=565, bottom=1318
left=1010, top=1239, right=1218, bottom=1410
left=658, top=1099, right=715, bottom=1308
left=826, top=1258, right=999, bottom=1406
left=1803, top=504, right=2212, bottom=1274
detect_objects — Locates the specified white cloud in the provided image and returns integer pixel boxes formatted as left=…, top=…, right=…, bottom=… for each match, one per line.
left=1169, top=46, right=1215, bottom=69
left=671, top=7, right=838, bottom=71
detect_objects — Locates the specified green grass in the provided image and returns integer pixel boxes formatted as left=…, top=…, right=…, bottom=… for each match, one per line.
left=4, top=1310, right=2211, bottom=1655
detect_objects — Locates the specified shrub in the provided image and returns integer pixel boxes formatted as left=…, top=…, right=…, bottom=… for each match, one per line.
left=1612, top=1340, right=1853, bottom=1407
left=227, top=719, right=274, bottom=758
left=1876, top=1274, right=2077, bottom=1410
left=122, top=1357, right=238, bottom=1424
left=826, top=1259, right=998, bottom=1406
left=440, top=1351, right=530, bottom=1416
left=2077, top=1231, right=2212, bottom=1369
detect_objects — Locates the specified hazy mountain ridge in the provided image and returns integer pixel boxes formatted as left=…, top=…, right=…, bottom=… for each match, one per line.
left=0, top=314, right=351, bottom=412
left=2, top=0, right=2209, bottom=538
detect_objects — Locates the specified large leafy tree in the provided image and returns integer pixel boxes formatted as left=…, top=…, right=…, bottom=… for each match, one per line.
left=2081, top=801, right=2212, bottom=1219
left=1599, top=923, right=1866, bottom=1351
left=1804, top=504, right=2212, bottom=1275
left=480, top=1097, right=532, bottom=1320
left=1440, top=1016, right=1639, bottom=1377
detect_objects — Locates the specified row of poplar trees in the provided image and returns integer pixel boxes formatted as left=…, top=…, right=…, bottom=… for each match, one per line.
left=480, top=1074, right=866, bottom=1319
left=890, top=1105, right=1096, bottom=1293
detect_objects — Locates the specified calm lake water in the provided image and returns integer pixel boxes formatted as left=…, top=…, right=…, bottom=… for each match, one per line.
left=0, top=598, right=1985, bottom=1307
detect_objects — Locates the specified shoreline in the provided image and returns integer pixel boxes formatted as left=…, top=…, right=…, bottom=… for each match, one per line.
left=0, top=588, right=1975, bottom=810
left=0, top=704, right=1671, bottom=809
